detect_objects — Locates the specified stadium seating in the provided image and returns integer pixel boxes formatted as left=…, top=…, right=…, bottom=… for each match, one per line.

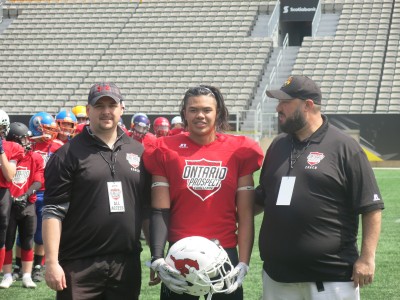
left=292, top=0, right=395, bottom=114
left=0, top=0, right=273, bottom=115
left=0, top=0, right=399, bottom=118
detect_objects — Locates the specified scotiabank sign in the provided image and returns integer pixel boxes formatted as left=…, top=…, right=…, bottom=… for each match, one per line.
left=280, top=0, right=319, bottom=22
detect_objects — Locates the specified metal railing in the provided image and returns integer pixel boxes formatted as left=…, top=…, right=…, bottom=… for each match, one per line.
left=312, top=1, right=322, bottom=37
left=0, top=2, right=3, bottom=23
left=230, top=110, right=278, bottom=141
left=267, top=1, right=280, bottom=37
left=252, top=33, right=289, bottom=139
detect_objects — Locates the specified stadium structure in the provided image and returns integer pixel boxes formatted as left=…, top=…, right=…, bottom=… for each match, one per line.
left=0, top=0, right=399, bottom=161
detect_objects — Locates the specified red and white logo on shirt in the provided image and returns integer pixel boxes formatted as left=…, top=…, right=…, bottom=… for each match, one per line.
left=12, top=166, right=31, bottom=189
left=307, top=152, right=325, bottom=166
left=182, top=159, right=227, bottom=202
left=126, top=153, right=140, bottom=168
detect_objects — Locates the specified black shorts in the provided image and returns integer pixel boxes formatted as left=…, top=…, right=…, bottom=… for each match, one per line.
left=0, top=188, right=11, bottom=247
left=5, top=202, right=36, bottom=250
left=57, top=252, right=142, bottom=300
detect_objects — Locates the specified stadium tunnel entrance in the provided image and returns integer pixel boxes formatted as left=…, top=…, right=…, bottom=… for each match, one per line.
left=279, top=21, right=312, bottom=46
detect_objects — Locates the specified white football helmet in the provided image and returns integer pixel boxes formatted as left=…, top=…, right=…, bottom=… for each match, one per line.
left=165, top=236, right=235, bottom=298
left=0, top=109, right=10, bottom=138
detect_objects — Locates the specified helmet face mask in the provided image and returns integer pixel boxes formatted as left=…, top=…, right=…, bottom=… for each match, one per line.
left=56, top=110, right=77, bottom=138
left=153, top=117, right=170, bottom=137
left=29, top=112, right=59, bottom=141
left=131, top=114, right=150, bottom=140
left=165, top=236, right=235, bottom=297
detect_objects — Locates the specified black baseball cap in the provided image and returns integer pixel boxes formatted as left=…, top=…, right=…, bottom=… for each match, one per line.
left=88, top=82, right=123, bottom=105
left=266, top=75, right=322, bottom=105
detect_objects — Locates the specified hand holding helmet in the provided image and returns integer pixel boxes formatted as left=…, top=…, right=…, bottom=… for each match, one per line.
left=164, top=236, right=235, bottom=298
left=12, top=194, right=28, bottom=210
left=148, top=258, right=188, bottom=294
left=225, top=262, right=249, bottom=294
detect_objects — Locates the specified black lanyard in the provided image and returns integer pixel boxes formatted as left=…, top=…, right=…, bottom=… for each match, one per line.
left=99, top=150, right=118, bottom=180
left=290, top=138, right=311, bottom=169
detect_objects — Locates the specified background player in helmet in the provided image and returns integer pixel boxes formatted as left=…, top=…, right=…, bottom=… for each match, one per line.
left=169, top=115, right=185, bottom=136
left=72, top=105, right=89, bottom=135
left=0, top=122, right=44, bottom=289
left=143, top=85, right=264, bottom=299
left=71, top=105, right=89, bottom=125
left=130, top=113, right=156, bottom=148
left=153, top=117, right=170, bottom=137
left=0, top=110, right=25, bottom=284
left=55, top=110, right=78, bottom=143
left=21, top=112, right=63, bottom=282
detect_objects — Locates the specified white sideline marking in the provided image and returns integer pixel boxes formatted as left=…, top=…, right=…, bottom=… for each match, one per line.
left=395, top=219, right=400, bottom=223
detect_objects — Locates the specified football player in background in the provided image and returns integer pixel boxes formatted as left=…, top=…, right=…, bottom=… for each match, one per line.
left=130, top=113, right=156, bottom=148
left=143, top=85, right=264, bottom=299
left=55, top=110, right=78, bottom=143
left=0, top=122, right=44, bottom=289
left=13, top=112, right=63, bottom=282
left=153, top=117, right=170, bottom=137
left=0, top=110, right=24, bottom=285
left=72, top=105, right=89, bottom=135
left=169, top=115, right=185, bottom=136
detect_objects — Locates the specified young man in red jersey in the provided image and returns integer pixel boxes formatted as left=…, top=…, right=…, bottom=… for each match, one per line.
left=0, top=110, right=24, bottom=288
left=143, top=86, right=264, bottom=299
left=1, top=122, right=44, bottom=289
left=22, top=112, right=63, bottom=282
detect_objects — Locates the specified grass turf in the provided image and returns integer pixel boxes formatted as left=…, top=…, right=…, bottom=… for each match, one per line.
left=1, top=169, right=398, bottom=299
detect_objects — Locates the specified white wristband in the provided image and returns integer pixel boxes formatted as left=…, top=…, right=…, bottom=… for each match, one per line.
left=237, top=186, right=255, bottom=191
left=151, top=182, right=170, bottom=188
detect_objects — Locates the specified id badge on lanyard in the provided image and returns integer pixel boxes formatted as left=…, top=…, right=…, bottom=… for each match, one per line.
left=276, top=176, right=296, bottom=206
left=107, top=181, right=125, bottom=212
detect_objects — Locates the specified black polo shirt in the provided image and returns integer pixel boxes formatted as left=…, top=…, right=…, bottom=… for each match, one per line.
left=256, top=115, right=384, bottom=282
left=44, top=127, right=151, bottom=262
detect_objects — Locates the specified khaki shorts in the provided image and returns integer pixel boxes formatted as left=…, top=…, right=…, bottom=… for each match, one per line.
left=262, top=270, right=360, bottom=300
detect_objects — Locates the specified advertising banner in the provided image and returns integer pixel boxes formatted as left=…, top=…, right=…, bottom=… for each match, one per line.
left=280, top=0, right=319, bottom=22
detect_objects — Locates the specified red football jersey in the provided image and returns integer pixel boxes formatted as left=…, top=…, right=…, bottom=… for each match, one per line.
left=131, top=132, right=157, bottom=149
left=74, top=123, right=87, bottom=135
left=142, top=132, right=157, bottom=149
left=143, top=132, right=264, bottom=248
left=32, top=139, right=63, bottom=191
left=168, top=127, right=185, bottom=136
left=0, top=141, right=24, bottom=188
left=9, top=151, right=45, bottom=203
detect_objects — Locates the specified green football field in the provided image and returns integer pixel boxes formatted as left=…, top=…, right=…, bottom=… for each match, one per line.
left=1, top=169, right=399, bottom=299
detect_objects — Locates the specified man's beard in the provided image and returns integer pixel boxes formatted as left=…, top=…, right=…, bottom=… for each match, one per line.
left=279, top=107, right=307, bottom=134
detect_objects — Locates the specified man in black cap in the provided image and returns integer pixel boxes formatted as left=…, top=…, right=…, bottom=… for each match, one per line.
left=42, top=82, right=150, bottom=300
left=255, top=75, right=384, bottom=299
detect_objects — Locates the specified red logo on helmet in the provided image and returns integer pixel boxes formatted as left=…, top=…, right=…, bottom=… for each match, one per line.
left=170, top=255, right=199, bottom=277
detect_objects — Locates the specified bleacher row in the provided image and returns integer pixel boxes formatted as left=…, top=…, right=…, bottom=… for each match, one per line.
left=0, top=0, right=399, bottom=116
left=0, top=0, right=271, bottom=115
left=292, top=0, right=399, bottom=113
